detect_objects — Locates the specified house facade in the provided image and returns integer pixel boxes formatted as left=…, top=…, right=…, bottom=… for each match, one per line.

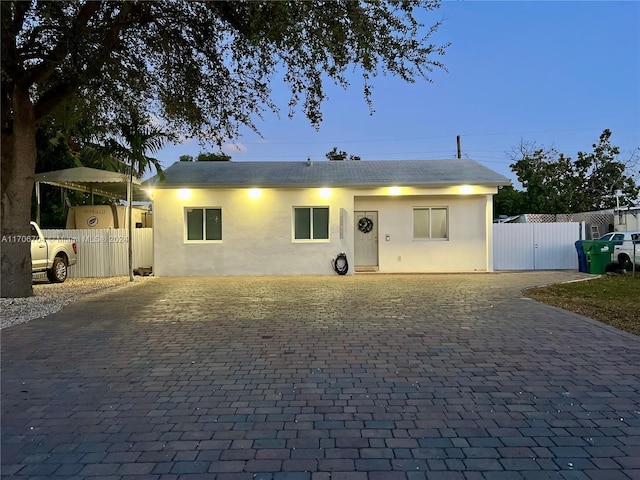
left=149, top=160, right=510, bottom=276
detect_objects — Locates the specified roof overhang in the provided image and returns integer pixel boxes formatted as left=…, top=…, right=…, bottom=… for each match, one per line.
left=144, top=159, right=512, bottom=192
left=148, top=181, right=507, bottom=190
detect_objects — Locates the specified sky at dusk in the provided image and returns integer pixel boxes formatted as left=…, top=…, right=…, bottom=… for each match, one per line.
left=155, top=1, right=640, bottom=186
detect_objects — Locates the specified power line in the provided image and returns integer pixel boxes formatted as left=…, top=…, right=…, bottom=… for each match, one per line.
left=226, top=126, right=639, bottom=147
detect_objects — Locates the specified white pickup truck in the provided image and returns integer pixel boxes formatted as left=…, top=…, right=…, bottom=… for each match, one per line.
left=30, top=222, right=77, bottom=283
left=598, top=230, right=640, bottom=270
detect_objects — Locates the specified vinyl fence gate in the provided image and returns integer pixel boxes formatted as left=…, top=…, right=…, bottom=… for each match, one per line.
left=493, top=222, right=584, bottom=270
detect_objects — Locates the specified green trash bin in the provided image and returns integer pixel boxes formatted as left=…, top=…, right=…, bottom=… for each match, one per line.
left=586, top=241, right=614, bottom=274
left=580, top=240, right=595, bottom=272
left=580, top=240, right=595, bottom=255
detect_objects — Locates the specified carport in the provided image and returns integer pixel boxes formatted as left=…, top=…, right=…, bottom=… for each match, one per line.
left=34, top=166, right=148, bottom=224
left=34, top=166, right=150, bottom=280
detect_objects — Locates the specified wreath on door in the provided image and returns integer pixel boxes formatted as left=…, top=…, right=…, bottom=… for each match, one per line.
left=358, top=217, right=374, bottom=233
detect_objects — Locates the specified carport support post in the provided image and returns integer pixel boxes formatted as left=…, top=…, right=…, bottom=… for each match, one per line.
left=127, top=167, right=133, bottom=282
left=35, top=181, right=41, bottom=225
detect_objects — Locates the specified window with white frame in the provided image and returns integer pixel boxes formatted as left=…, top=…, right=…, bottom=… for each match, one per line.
left=293, top=207, right=329, bottom=240
left=413, top=207, right=448, bottom=240
left=185, top=208, right=222, bottom=241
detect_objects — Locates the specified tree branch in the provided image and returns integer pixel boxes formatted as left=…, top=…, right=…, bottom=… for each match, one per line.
left=1, top=1, right=29, bottom=85
left=33, top=2, right=137, bottom=122
left=18, top=1, right=103, bottom=88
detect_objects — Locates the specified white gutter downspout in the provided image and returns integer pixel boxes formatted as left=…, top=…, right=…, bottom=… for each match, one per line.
left=486, top=194, right=494, bottom=272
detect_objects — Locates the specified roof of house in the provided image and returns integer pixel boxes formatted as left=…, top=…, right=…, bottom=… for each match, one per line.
left=150, top=159, right=511, bottom=189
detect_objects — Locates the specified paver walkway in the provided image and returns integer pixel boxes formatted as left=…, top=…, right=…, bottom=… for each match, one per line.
left=2, top=272, right=639, bottom=480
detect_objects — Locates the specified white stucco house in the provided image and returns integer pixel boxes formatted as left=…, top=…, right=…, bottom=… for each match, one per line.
left=147, top=159, right=510, bottom=276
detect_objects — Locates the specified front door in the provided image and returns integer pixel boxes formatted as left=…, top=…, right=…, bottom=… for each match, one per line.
left=354, top=211, right=378, bottom=269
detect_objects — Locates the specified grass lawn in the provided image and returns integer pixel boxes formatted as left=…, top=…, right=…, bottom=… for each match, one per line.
left=525, top=273, right=640, bottom=337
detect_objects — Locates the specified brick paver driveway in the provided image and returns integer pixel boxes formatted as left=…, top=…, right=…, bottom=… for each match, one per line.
left=2, top=272, right=639, bottom=480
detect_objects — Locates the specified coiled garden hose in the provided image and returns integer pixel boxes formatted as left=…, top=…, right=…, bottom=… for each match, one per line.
left=332, top=252, right=348, bottom=275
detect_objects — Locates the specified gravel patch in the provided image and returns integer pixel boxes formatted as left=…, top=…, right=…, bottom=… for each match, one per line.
left=0, top=276, right=150, bottom=330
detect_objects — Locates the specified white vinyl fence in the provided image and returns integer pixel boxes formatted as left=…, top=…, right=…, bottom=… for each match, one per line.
left=41, top=228, right=153, bottom=278
left=493, top=222, right=583, bottom=270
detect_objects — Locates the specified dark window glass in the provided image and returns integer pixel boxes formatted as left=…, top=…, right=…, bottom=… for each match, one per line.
left=186, top=208, right=204, bottom=240
left=294, top=208, right=311, bottom=239
left=205, top=209, right=222, bottom=240
left=313, top=208, right=329, bottom=239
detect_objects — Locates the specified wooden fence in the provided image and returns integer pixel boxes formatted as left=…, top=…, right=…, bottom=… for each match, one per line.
left=41, top=228, right=153, bottom=278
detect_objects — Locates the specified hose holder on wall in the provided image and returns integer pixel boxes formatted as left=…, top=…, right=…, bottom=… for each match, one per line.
left=332, top=252, right=348, bottom=275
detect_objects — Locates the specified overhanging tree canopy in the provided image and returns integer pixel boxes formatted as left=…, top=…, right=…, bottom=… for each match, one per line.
left=1, top=0, right=449, bottom=297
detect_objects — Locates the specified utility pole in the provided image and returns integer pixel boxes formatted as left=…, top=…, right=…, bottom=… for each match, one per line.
left=456, top=135, right=461, bottom=159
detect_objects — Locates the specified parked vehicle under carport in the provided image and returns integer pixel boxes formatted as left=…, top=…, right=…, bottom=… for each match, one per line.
left=30, top=222, right=77, bottom=283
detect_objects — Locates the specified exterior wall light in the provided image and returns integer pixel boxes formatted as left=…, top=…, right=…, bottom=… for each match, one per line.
left=248, top=188, right=262, bottom=199
left=319, top=188, right=332, bottom=198
left=389, top=186, right=402, bottom=196
left=460, top=185, right=474, bottom=195
left=177, top=188, right=192, bottom=200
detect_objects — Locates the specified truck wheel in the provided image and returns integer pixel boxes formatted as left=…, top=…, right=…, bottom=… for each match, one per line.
left=618, top=254, right=633, bottom=272
left=47, top=257, right=68, bottom=283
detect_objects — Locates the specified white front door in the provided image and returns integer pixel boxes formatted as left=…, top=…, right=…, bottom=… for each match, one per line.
left=355, top=211, right=378, bottom=267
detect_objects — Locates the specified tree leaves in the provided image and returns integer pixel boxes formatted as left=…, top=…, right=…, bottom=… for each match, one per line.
left=326, top=147, right=361, bottom=161
left=3, top=1, right=449, bottom=143
left=496, top=130, right=639, bottom=216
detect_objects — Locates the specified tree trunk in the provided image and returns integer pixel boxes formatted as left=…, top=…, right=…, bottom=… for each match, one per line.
left=1, top=85, right=37, bottom=298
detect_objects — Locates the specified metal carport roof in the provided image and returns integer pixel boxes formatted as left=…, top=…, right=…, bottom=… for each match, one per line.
left=34, top=166, right=148, bottom=202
